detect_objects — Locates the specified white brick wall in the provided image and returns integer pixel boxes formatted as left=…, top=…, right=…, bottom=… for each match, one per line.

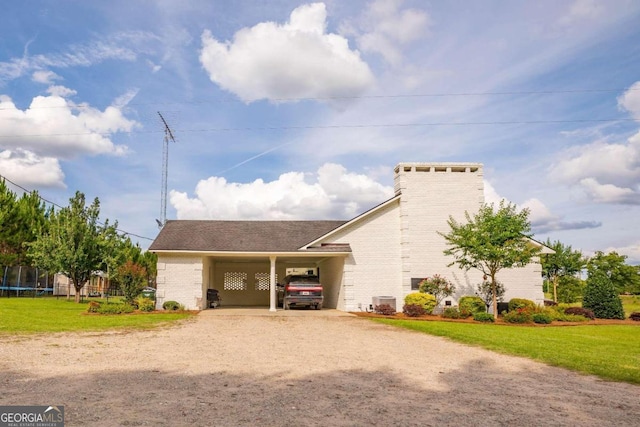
left=156, top=255, right=204, bottom=310
left=395, top=164, right=485, bottom=302
left=315, top=199, right=403, bottom=312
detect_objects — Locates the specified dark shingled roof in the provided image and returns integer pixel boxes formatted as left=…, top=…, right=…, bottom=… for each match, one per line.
left=149, top=220, right=349, bottom=252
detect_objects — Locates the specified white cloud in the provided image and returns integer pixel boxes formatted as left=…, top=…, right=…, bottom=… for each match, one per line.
left=343, top=0, right=430, bottom=65
left=618, top=81, right=640, bottom=121
left=579, top=178, right=639, bottom=204
left=485, top=181, right=601, bottom=233
left=199, top=3, right=374, bottom=103
left=604, top=242, right=640, bottom=265
left=32, top=70, right=61, bottom=84
left=0, top=149, right=65, bottom=188
left=170, top=163, right=394, bottom=220
left=0, top=90, right=136, bottom=159
left=0, top=31, right=158, bottom=84
left=550, top=130, right=640, bottom=204
left=46, top=85, right=77, bottom=97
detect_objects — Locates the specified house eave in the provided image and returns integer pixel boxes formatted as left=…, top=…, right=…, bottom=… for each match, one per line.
left=151, top=249, right=351, bottom=258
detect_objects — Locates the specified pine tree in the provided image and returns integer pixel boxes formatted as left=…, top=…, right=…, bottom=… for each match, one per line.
left=583, top=270, right=625, bottom=319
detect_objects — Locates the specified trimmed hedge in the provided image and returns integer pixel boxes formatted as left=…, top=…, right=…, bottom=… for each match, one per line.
left=162, top=301, right=182, bottom=311
left=564, top=307, right=595, bottom=320
left=374, top=304, right=396, bottom=316
left=441, top=307, right=462, bottom=319
left=458, top=296, right=486, bottom=316
left=404, top=292, right=436, bottom=314
left=402, top=304, right=426, bottom=317
left=508, top=298, right=536, bottom=312
left=473, top=312, right=495, bottom=322
left=533, top=313, right=553, bottom=324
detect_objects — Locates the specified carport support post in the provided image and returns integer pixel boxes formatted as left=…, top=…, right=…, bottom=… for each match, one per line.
left=269, top=256, right=277, bottom=312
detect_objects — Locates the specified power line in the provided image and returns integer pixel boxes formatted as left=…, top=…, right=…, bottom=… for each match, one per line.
left=0, top=117, right=635, bottom=139
left=1, top=86, right=639, bottom=110
left=0, top=174, right=154, bottom=241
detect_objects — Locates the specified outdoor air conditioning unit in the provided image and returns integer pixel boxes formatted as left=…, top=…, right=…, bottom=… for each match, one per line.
left=372, top=296, right=396, bottom=311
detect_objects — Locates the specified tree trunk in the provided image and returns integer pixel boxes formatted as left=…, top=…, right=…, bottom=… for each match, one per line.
left=491, top=272, right=498, bottom=317
left=553, top=276, right=558, bottom=303
left=74, top=285, right=82, bottom=303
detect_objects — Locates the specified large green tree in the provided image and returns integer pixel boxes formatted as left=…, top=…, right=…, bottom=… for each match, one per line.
left=587, top=251, right=640, bottom=295
left=0, top=180, right=48, bottom=267
left=541, top=239, right=585, bottom=302
left=439, top=201, right=541, bottom=316
left=28, top=192, right=118, bottom=303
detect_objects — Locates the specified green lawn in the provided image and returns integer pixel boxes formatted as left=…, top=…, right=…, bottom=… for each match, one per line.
left=373, top=318, right=640, bottom=384
left=621, top=295, right=640, bottom=316
left=0, top=297, right=194, bottom=334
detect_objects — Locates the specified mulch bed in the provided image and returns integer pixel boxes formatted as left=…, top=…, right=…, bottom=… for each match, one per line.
left=351, top=311, right=640, bottom=326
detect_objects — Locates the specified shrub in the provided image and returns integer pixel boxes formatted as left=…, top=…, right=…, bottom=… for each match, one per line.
left=583, top=270, right=625, bottom=319
left=557, top=275, right=586, bottom=304
left=402, top=304, right=426, bottom=317
left=630, top=312, right=640, bottom=321
left=458, top=296, right=486, bottom=316
left=544, top=307, right=589, bottom=322
left=86, top=301, right=101, bottom=313
left=441, top=307, right=462, bottom=319
left=473, top=312, right=495, bottom=322
left=374, top=304, right=396, bottom=315
left=162, top=300, right=182, bottom=311
left=135, top=297, right=155, bottom=312
left=502, top=308, right=533, bottom=324
left=418, top=275, right=455, bottom=306
left=508, top=298, right=536, bottom=312
left=404, top=292, right=436, bottom=314
left=564, top=307, right=595, bottom=320
left=116, top=261, right=148, bottom=304
left=532, top=313, right=552, bottom=324
left=97, top=303, right=135, bottom=315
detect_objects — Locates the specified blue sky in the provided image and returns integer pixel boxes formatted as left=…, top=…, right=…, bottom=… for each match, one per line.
left=1, top=0, right=640, bottom=263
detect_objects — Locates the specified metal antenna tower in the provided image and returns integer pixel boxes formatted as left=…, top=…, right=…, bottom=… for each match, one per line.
left=157, top=112, right=176, bottom=228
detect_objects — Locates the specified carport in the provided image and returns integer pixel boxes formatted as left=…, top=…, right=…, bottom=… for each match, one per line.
left=151, top=220, right=351, bottom=311
left=204, top=249, right=350, bottom=311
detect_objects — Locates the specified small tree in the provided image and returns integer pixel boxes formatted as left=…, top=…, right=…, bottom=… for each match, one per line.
left=418, top=275, right=455, bottom=307
left=440, top=201, right=540, bottom=316
left=556, top=275, right=585, bottom=304
left=28, top=192, right=117, bottom=303
left=541, top=239, right=585, bottom=302
left=583, top=269, right=625, bottom=319
left=117, top=261, right=147, bottom=303
left=587, top=251, right=640, bottom=295
left=476, top=280, right=505, bottom=312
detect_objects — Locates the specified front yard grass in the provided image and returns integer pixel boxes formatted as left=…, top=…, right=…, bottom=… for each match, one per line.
left=621, top=295, right=640, bottom=316
left=0, top=297, right=193, bottom=334
left=373, top=318, right=640, bottom=384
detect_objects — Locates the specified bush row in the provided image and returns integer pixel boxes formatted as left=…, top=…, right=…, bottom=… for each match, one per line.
left=86, top=298, right=186, bottom=314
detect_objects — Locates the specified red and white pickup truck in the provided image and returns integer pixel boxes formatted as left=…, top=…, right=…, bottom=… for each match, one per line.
left=279, top=275, right=323, bottom=310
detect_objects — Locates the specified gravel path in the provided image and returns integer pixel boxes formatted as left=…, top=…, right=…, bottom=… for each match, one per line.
left=0, top=309, right=638, bottom=426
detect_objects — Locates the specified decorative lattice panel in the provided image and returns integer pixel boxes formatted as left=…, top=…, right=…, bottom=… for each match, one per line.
left=255, top=273, right=277, bottom=291
left=224, top=272, right=247, bottom=291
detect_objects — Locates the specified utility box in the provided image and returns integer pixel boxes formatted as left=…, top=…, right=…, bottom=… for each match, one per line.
left=372, top=296, right=396, bottom=311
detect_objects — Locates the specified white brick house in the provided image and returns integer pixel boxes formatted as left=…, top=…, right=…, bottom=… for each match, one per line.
left=150, top=162, right=551, bottom=312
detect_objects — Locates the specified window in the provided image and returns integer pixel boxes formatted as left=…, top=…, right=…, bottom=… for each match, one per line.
left=411, top=278, right=424, bottom=291
left=255, top=273, right=277, bottom=291
left=223, top=272, right=247, bottom=291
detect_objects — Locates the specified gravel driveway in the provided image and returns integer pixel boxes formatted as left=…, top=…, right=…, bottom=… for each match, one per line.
left=0, top=309, right=638, bottom=426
